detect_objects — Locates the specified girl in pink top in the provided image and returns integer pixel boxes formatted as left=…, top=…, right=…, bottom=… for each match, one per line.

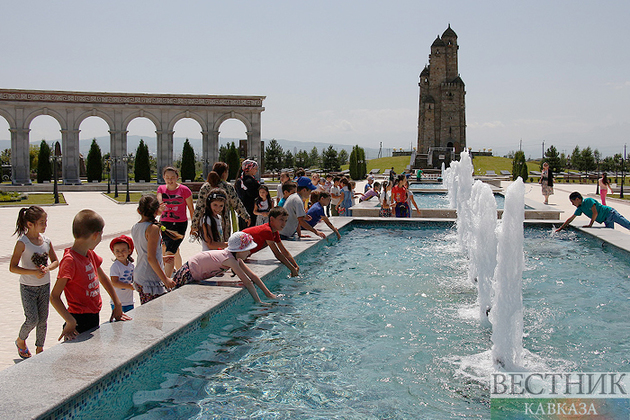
left=172, top=232, right=278, bottom=305
left=157, top=166, right=194, bottom=277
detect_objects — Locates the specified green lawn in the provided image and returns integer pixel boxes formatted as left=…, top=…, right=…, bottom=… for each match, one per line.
left=104, top=192, right=155, bottom=203
left=341, top=156, right=411, bottom=175
left=0, top=193, right=67, bottom=206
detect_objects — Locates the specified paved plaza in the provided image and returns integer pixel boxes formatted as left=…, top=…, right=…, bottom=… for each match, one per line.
left=0, top=182, right=629, bottom=371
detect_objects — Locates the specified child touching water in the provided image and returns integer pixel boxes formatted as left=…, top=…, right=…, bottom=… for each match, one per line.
left=51, top=210, right=130, bottom=341
left=131, top=195, right=178, bottom=304
left=172, top=232, right=278, bottom=305
left=9, top=206, right=59, bottom=358
left=198, top=188, right=228, bottom=251
left=254, top=185, right=272, bottom=226
left=109, top=236, right=135, bottom=313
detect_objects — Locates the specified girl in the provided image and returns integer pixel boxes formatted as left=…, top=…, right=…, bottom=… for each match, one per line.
left=198, top=188, right=229, bottom=251
left=131, top=194, right=178, bottom=304
left=9, top=206, right=59, bottom=358
left=405, top=179, right=420, bottom=217
left=254, top=185, right=273, bottom=225
left=109, top=236, right=135, bottom=313
left=157, top=166, right=194, bottom=277
left=391, top=174, right=410, bottom=217
left=172, top=232, right=278, bottom=305
left=540, top=162, right=554, bottom=205
left=191, top=162, right=250, bottom=242
left=379, top=181, right=392, bottom=217
left=338, top=178, right=353, bottom=216
left=599, top=173, right=613, bottom=205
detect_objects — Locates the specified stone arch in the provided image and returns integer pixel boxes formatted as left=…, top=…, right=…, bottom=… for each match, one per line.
left=74, top=109, right=115, bottom=132
left=24, top=108, right=67, bottom=130
left=213, top=112, right=252, bottom=133
left=167, top=111, right=206, bottom=133
left=0, top=108, right=16, bottom=128
left=122, top=110, right=161, bottom=132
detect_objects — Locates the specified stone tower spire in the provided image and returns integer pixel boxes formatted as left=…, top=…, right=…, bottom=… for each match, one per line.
left=416, top=25, right=466, bottom=168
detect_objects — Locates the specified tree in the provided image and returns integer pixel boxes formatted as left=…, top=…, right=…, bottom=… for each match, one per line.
left=542, top=145, right=563, bottom=174
left=295, top=150, right=308, bottom=168
left=283, top=150, right=294, bottom=169
left=308, top=147, right=320, bottom=168
left=349, top=145, right=367, bottom=180
left=30, top=144, right=39, bottom=173
left=226, top=142, right=240, bottom=180
left=358, top=146, right=367, bottom=179
left=180, top=139, right=196, bottom=181
left=580, top=147, right=596, bottom=177
left=86, top=139, right=103, bottom=182
left=512, top=150, right=528, bottom=182
left=265, top=139, right=284, bottom=174
left=219, top=144, right=228, bottom=164
left=569, top=146, right=581, bottom=171
left=321, top=145, right=340, bottom=173
left=0, top=148, right=10, bottom=165
left=37, top=141, right=52, bottom=183
left=338, top=149, right=349, bottom=166
left=134, top=139, right=151, bottom=182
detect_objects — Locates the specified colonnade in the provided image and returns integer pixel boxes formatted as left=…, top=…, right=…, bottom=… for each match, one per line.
left=0, top=89, right=265, bottom=184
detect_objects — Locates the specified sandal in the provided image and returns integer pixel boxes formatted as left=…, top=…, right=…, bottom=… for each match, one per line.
left=15, top=340, right=31, bottom=359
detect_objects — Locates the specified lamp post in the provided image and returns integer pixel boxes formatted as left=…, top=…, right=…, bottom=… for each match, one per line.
left=123, top=154, right=130, bottom=203
left=113, top=156, right=119, bottom=198
left=595, top=154, right=600, bottom=195
left=51, top=142, right=62, bottom=204
left=621, top=145, right=626, bottom=199
left=106, top=157, right=111, bottom=194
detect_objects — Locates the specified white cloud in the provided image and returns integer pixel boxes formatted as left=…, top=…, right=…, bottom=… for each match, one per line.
left=606, top=81, right=630, bottom=90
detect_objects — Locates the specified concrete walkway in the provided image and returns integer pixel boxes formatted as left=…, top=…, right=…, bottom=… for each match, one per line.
left=1, top=182, right=629, bottom=371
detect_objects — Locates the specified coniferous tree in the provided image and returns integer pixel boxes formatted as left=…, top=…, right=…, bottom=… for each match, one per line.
left=219, top=144, right=228, bottom=164
left=86, top=139, right=103, bottom=182
left=541, top=145, right=563, bottom=174
left=226, top=142, right=240, bottom=180
left=308, top=147, right=320, bottom=168
left=512, top=150, right=528, bottom=181
left=134, top=139, right=151, bottom=182
left=180, top=139, right=196, bottom=181
left=322, top=145, right=340, bottom=173
left=295, top=150, right=308, bottom=168
left=358, top=146, right=367, bottom=178
left=283, top=150, right=294, bottom=169
left=349, top=145, right=360, bottom=180
left=37, top=141, right=52, bottom=183
left=265, top=139, right=284, bottom=175
left=338, top=149, right=349, bottom=166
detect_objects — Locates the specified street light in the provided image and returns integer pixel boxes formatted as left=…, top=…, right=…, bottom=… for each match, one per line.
left=621, top=145, right=627, bottom=199
left=113, top=156, right=120, bottom=198
left=122, top=154, right=130, bottom=203
left=50, top=142, right=62, bottom=204
left=106, top=157, right=111, bottom=194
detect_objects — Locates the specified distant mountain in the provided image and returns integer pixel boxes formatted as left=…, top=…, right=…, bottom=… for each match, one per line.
left=0, top=136, right=383, bottom=159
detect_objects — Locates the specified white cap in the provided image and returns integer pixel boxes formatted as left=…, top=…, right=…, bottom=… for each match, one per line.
left=227, top=232, right=258, bottom=253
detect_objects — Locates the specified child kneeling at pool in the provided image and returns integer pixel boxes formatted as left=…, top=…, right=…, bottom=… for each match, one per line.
left=172, top=232, right=278, bottom=304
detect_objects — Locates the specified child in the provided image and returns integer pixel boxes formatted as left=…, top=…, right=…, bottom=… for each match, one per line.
left=360, top=182, right=381, bottom=202
left=198, top=188, right=228, bottom=251
left=308, top=190, right=321, bottom=209
left=280, top=184, right=326, bottom=239
left=109, top=236, right=135, bottom=313
left=391, top=174, right=410, bottom=217
left=379, top=181, right=392, bottom=217
left=276, top=172, right=291, bottom=206
left=306, top=192, right=342, bottom=240
left=244, top=207, right=300, bottom=277
left=9, top=206, right=59, bottom=358
left=330, top=177, right=342, bottom=216
left=405, top=179, right=420, bottom=217
left=338, top=178, right=353, bottom=216
left=278, top=181, right=296, bottom=207
left=172, top=232, right=278, bottom=305
left=254, top=185, right=273, bottom=226
left=50, top=210, right=131, bottom=341
left=131, top=195, right=177, bottom=304
left=157, top=166, right=194, bottom=277
left=364, top=175, right=375, bottom=193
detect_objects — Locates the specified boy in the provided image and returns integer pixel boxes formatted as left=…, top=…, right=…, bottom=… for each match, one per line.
left=556, top=191, right=630, bottom=232
left=364, top=175, right=375, bottom=193
left=50, top=210, right=131, bottom=341
left=306, top=192, right=342, bottom=240
left=280, top=185, right=327, bottom=240
left=243, top=207, right=300, bottom=276
left=278, top=181, right=296, bottom=207
left=276, top=172, right=291, bottom=206
left=360, top=182, right=381, bottom=202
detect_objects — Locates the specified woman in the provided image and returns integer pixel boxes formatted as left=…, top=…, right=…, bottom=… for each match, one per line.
left=191, top=162, right=250, bottom=243
left=599, top=173, right=613, bottom=205
left=235, top=159, right=261, bottom=230
left=540, top=162, right=554, bottom=205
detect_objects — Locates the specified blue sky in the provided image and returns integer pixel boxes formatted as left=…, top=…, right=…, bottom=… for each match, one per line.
left=1, top=0, right=629, bottom=159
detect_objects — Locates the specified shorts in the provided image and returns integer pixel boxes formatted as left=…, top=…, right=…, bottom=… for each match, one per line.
left=67, top=312, right=99, bottom=334
left=161, top=221, right=187, bottom=253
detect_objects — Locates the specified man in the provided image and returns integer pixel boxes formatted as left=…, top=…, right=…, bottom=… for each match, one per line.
left=555, top=191, right=630, bottom=232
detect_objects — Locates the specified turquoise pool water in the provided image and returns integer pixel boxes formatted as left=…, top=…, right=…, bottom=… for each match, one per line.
left=411, top=192, right=516, bottom=209
left=68, top=223, right=629, bottom=419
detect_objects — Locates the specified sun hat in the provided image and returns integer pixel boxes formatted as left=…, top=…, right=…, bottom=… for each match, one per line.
left=227, top=232, right=258, bottom=253
left=110, top=235, right=134, bottom=254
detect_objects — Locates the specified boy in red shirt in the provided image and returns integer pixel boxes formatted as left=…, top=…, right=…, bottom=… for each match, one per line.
left=50, top=210, right=131, bottom=341
left=243, top=207, right=300, bottom=277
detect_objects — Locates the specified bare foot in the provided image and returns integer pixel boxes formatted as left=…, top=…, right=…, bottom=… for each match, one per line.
left=36, top=347, right=44, bottom=354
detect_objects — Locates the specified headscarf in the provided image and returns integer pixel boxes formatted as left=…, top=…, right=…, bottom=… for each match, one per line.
left=241, top=159, right=258, bottom=174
